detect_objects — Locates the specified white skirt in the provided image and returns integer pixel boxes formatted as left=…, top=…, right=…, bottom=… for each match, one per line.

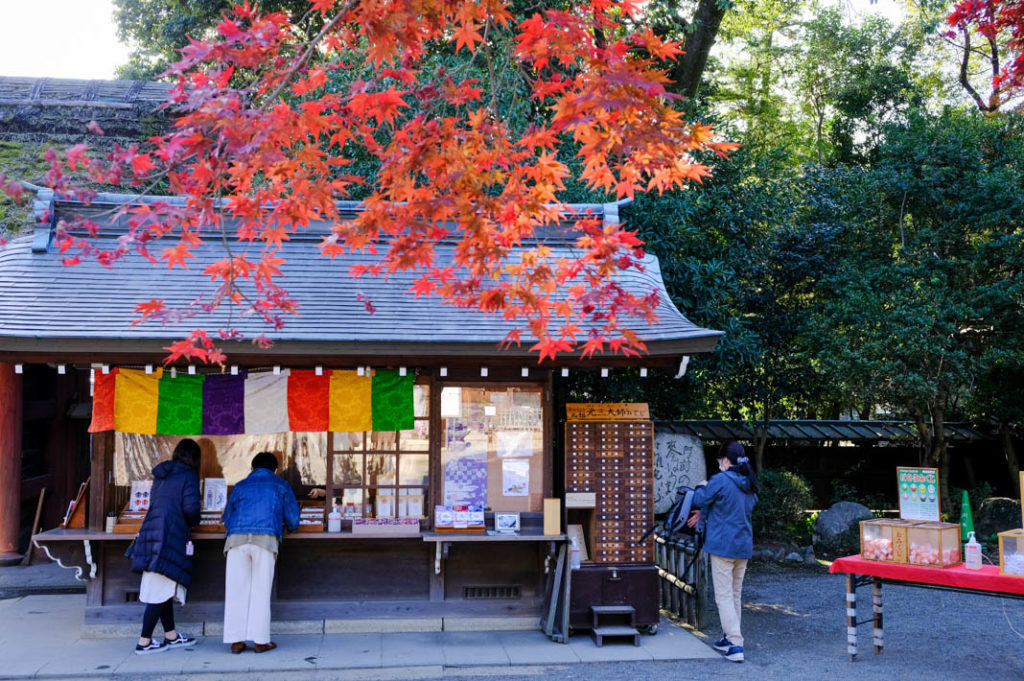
left=139, top=571, right=187, bottom=605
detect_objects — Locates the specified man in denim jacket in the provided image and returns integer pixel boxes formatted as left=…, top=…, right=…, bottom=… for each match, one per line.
left=221, top=451, right=299, bottom=654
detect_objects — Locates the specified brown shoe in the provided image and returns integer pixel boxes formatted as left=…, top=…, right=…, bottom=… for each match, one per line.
left=230, top=642, right=247, bottom=654
left=253, top=642, right=276, bottom=653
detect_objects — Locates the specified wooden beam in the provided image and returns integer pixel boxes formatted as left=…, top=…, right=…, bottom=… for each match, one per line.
left=0, top=363, right=23, bottom=563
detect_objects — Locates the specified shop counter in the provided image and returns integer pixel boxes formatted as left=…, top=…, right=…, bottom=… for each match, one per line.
left=33, top=526, right=562, bottom=631
left=829, top=554, right=1024, bottom=660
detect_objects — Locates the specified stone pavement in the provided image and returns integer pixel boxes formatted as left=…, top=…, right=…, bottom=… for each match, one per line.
left=0, top=593, right=717, bottom=680
left=0, top=562, right=85, bottom=599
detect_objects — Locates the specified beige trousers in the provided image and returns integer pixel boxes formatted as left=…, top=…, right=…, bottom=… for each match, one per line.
left=223, top=543, right=276, bottom=644
left=710, top=554, right=748, bottom=647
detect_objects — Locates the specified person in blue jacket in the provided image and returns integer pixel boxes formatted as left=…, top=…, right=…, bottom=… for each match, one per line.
left=221, top=451, right=299, bottom=654
left=688, top=440, right=759, bottom=663
left=129, top=438, right=202, bottom=655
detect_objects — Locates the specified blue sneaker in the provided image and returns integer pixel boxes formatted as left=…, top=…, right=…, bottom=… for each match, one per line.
left=713, top=637, right=734, bottom=652
left=724, top=645, right=744, bottom=663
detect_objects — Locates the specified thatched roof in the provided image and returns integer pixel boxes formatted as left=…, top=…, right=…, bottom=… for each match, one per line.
left=0, top=76, right=172, bottom=138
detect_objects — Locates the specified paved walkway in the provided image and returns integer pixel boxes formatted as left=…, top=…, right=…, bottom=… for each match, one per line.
left=0, top=594, right=716, bottom=679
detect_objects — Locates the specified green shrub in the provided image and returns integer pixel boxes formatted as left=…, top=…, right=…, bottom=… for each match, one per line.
left=829, top=479, right=885, bottom=511
left=753, top=468, right=815, bottom=542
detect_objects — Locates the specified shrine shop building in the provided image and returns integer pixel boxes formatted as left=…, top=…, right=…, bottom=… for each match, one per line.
left=0, top=188, right=721, bottom=633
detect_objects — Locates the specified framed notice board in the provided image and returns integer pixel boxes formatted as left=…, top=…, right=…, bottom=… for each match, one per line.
left=896, top=467, right=940, bottom=522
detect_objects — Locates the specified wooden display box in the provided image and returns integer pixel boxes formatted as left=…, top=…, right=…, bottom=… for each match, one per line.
left=113, top=506, right=147, bottom=534
left=352, top=518, right=421, bottom=536
left=906, top=521, right=961, bottom=567
left=998, top=529, right=1024, bottom=577
left=194, top=510, right=225, bottom=533
left=297, top=501, right=325, bottom=532
left=859, top=518, right=920, bottom=562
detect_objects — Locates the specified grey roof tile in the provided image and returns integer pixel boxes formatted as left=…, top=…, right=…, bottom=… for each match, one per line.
left=0, top=193, right=721, bottom=359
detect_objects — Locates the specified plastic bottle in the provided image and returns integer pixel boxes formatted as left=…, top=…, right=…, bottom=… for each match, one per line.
left=570, top=536, right=582, bottom=569
left=328, top=506, right=342, bottom=533
left=964, top=531, right=982, bottom=570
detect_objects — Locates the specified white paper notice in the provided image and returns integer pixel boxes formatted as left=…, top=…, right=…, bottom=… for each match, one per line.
left=502, top=459, right=530, bottom=497
left=497, top=430, right=531, bottom=458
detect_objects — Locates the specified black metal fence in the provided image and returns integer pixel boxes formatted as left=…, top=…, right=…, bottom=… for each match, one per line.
left=654, top=532, right=708, bottom=628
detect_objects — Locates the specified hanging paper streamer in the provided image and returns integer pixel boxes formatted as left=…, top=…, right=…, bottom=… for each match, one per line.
left=244, top=369, right=291, bottom=434
left=157, top=374, right=205, bottom=435
left=288, top=370, right=330, bottom=431
left=329, top=370, right=372, bottom=432
left=88, top=368, right=118, bottom=433
left=372, top=369, right=414, bottom=431
left=202, top=372, right=246, bottom=435
left=114, top=368, right=163, bottom=434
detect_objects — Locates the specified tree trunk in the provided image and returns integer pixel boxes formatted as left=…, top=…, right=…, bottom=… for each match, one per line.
left=671, top=0, right=729, bottom=100
left=1002, top=421, right=1021, bottom=497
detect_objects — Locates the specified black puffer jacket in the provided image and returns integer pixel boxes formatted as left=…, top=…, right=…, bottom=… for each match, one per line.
left=130, top=459, right=201, bottom=586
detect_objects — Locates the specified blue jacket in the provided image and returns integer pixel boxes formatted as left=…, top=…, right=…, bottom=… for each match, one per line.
left=130, top=459, right=201, bottom=585
left=223, top=468, right=300, bottom=541
left=691, top=469, right=758, bottom=560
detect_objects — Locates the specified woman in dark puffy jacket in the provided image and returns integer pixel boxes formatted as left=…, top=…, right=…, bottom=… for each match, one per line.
left=129, top=438, right=202, bottom=654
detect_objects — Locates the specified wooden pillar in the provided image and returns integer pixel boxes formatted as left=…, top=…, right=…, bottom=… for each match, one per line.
left=0, top=363, right=23, bottom=563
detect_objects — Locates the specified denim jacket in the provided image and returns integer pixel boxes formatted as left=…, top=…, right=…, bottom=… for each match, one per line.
left=223, top=468, right=300, bottom=542
left=691, top=469, right=757, bottom=560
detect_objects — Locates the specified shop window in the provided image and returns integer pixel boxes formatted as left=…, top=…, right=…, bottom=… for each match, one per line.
left=440, top=386, right=544, bottom=513
left=326, top=383, right=429, bottom=519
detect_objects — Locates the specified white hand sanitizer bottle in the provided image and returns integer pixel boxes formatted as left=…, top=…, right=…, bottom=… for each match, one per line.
left=964, top=531, right=982, bottom=570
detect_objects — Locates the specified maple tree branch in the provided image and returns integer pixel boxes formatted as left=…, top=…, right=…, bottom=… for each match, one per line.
left=263, top=1, right=357, bottom=104
left=957, top=30, right=993, bottom=112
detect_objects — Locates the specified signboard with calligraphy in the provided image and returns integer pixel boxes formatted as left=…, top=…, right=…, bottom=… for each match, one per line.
left=896, top=466, right=941, bottom=522
left=566, top=403, right=650, bottom=421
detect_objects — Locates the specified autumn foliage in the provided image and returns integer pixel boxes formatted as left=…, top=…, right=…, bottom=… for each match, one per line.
left=4, top=0, right=737, bottom=363
left=948, top=0, right=1024, bottom=92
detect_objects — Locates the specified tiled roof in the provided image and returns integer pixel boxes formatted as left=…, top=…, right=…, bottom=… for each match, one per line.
left=0, top=189, right=721, bottom=361
left=655, top=420, right=991, bottom=443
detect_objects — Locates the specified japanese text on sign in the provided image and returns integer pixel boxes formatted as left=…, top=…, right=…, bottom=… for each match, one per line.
left=897, top=466, right=941, bottom=521
left=566, top=403, right=650, bottom=421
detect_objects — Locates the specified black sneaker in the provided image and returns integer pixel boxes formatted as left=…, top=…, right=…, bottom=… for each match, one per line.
left=135, top=640, right=168, bottom=655
left=164, top=633, right=197, bottom=649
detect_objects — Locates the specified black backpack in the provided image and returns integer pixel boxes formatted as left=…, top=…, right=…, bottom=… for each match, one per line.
left=637, top=484, right=697, bottom=546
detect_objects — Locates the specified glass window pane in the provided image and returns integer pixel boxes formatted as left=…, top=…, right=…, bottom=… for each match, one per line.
left=335, top=489, right=363, bottom=517
left=369, top=431, right=397, bottom=451
left=399, top=488, right=426, bottom=518
left=332, top=432, right=364, bottom=452
left=366, top=454, right=396, bottom=486
left=372, top=488, right=396, bottom=518
left=333, top=453, right=363, bottom=486
left=441, top=386, right=544, bottom=513
left=399, top=422, right=429, bottom=451
left=399, top=454, right=429, bottom=485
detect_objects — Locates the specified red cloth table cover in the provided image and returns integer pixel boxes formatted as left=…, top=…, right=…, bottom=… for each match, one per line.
left=830, top=555, right=1024, bottom=595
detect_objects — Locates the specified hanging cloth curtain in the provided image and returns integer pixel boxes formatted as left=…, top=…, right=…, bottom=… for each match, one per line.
left=88, top=368, right=119, bottom=433
left=371, top=369, right=415, bottom=431
left=244, top=370, right=291, bottom=434
left=113, top=368, right=163, bottom=434
left=156, top=373, right=205, bottom=435
left=202, top=372, right=246, bottom=435
left=329, top=370, right=372, bottom=432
